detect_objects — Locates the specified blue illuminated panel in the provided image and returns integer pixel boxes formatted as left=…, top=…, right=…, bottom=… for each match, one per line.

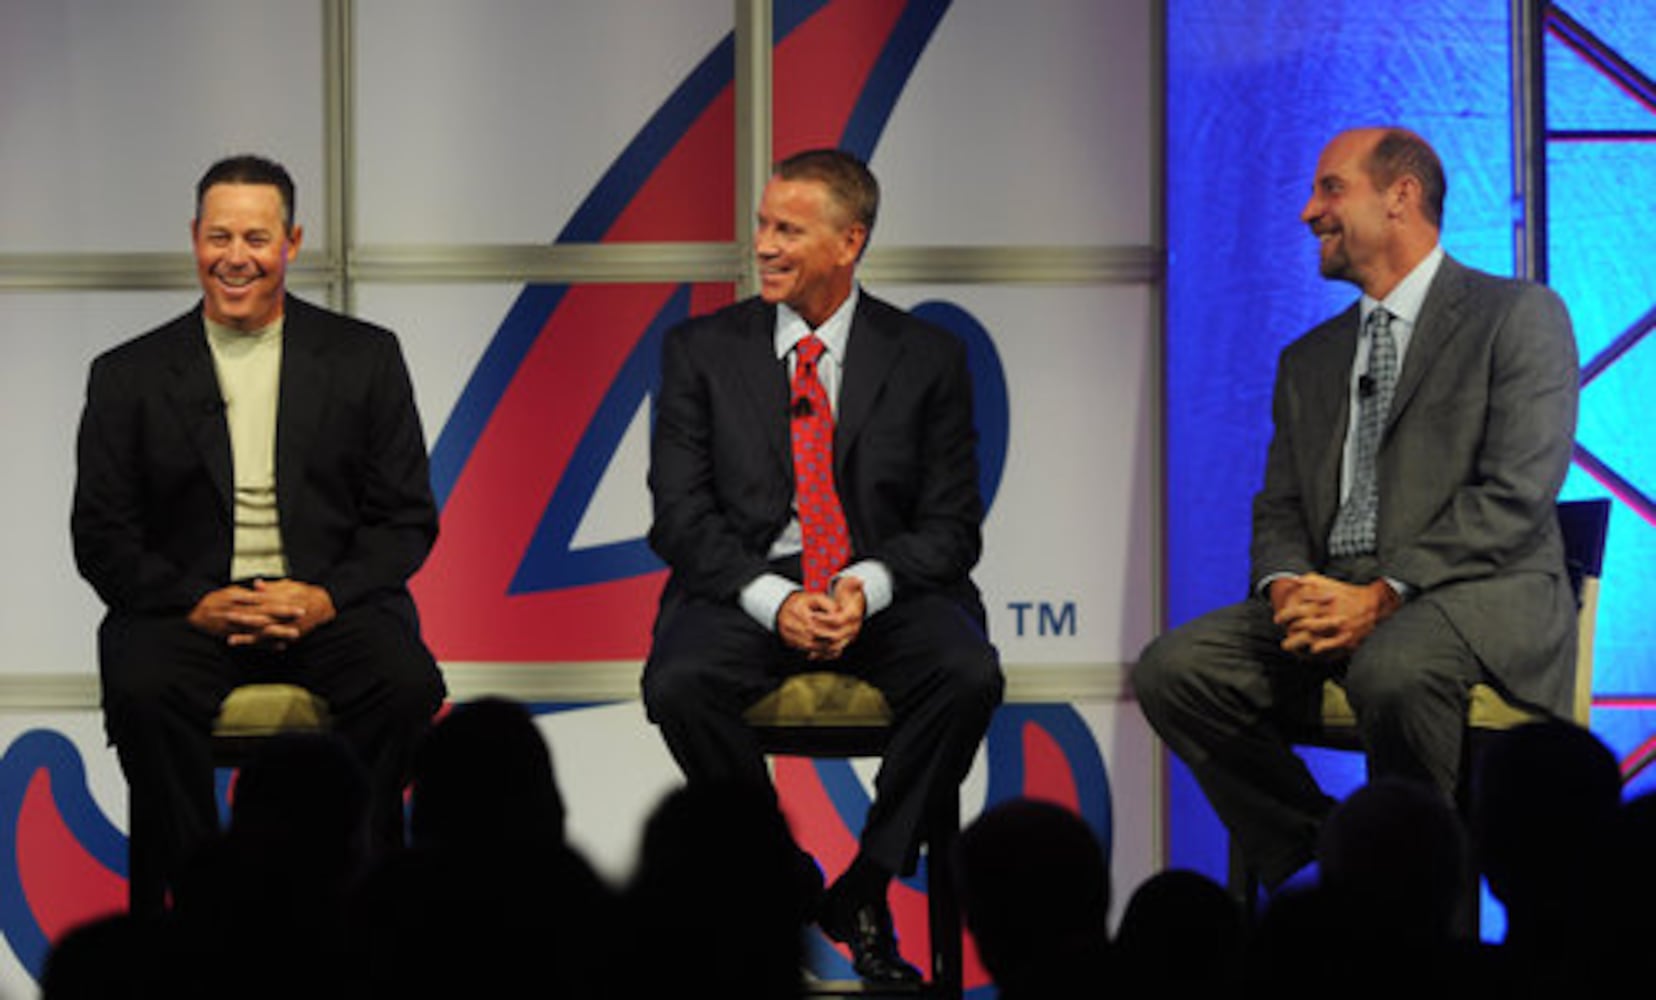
left=1162, top=0, right=1656, bottom=900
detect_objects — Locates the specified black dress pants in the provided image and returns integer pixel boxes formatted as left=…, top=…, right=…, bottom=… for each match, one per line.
left=98, top=603, right=446, bottom=911
left=642, top=592, right=1002, bottom=877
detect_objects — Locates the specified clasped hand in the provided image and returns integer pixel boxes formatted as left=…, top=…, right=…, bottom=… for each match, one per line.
left=187, top=578, right=337, bottom=649
left=777, top=576, right=866, bottom=661
left=1270, top=573, right=1400, bottom=659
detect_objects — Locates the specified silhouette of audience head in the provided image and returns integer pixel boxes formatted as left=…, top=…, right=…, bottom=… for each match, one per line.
left=1617, top=789, right=1656, bottom=911
left=1316, top=776, right=1468, bottom=944
left=407, top=696, right=566, bottom=852
left=1468, top=717, right=1624, bottom=993
left=624, top=781, right=812, bottom=999
left=355, top=696, right=615, bottom=1000
left=41, top=912, right=168, bottom=1000
left=1471, top=718, right=1621, bottom=923
left=1243, top=778, right=1480, bottom=997
left=166, top=731, right=373, bottom=1000
left=1116, top=868, right=1243, bottom=993
left=955, top=797, right=1111, bottom=996
left=227, top=729, right=373, bottom=877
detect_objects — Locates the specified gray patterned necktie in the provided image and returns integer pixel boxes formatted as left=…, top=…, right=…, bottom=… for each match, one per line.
left=1329, top=307, right=1397, bottom=557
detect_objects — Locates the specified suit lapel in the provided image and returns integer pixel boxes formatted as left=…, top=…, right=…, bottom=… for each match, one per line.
left=1305, top=305, right=1360, bottom=524
left=731, top=300, right=793, bottom=479
left=163, top=308, right=235, bottom=512
left=1385, top=256, right=1470, bottom=437
left=836, top=296, right=900, bottom=471
left=275, top=298, right=331, bottom=528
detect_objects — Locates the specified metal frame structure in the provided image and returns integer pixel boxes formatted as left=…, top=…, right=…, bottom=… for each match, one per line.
left=0, top=2, right=1161, bottom=300
left=1517, top=1, right=1656, bottom=785
left=0, top=1, right=1166, bottom=714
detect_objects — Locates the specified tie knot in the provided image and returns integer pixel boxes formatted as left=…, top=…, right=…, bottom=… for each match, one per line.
left=796, top=335, right=826, bottom=366
left=1367, top=307, right=1393, bottom=336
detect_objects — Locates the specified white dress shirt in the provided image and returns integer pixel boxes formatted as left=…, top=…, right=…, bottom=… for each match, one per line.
left=739, top=285, right=895, bottom=630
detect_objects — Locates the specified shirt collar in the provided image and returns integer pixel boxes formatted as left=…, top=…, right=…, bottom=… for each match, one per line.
left=774, top=284, right=858, bottom=362
left=1361, top=244, right=1444, bottom=327
left=204, top=313, right=284, bottom=346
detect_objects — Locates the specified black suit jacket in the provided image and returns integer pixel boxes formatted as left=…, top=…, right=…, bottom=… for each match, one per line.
left=72, top=295, right=437, bottom=627
left=648, top=292, right=985, bottom=623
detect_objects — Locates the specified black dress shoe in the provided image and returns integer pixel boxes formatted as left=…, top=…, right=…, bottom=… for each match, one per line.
left=818, top=883, right=924, bottom=987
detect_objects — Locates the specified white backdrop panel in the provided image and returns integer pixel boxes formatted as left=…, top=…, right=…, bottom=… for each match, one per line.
left=0, top=0, right=326, bottom=253
left=0, top=291, right=201, bottom=675
left=353, top=0, right=733, bottom=245
left=352, top=282, right=525, bottom=446
left=871, top=0, right=1155, bottom=247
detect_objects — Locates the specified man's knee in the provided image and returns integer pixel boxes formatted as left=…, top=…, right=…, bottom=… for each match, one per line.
left=641, top=648, right=720, bottom=725
left=382, top=661, right=445, bottom=726
left=97, top=616, right=226, bottom=730
left=940, top=640, right=1004, bottom=712
left=1131, top=626, right=1202, bottom=718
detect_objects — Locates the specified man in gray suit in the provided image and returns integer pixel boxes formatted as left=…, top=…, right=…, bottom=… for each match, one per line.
left=1134, top=127, right=1579, bottom=889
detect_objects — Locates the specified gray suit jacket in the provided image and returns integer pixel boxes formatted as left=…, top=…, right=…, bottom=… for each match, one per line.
left=1250, top=256, right=1580, bottom=713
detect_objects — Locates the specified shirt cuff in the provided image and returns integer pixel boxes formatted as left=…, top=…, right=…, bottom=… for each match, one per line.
left=1255, top=571, right=1296, bottom=600
left=740, top=572, right=799, bottom=633
left=837, top=559, right=893, bottom=617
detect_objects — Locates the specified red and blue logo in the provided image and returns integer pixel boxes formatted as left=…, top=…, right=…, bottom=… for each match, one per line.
left=1, top=4, right=1100, bottom=995
left=0, top=707, right=1111, bottom=994
left=411, top=0, right=1009, bottom=663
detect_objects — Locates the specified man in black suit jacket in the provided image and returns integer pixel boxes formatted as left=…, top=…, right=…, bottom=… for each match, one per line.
left=1134, top=128, right=1579, bottom=890
left=644, top=149, right=1003, bottom=984
left=72, top=155, right=445, bottom=911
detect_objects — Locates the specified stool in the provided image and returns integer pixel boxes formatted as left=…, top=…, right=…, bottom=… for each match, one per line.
left=744, top=671, right=963, bottom=999
left=127, top=683, right=330, bottom=913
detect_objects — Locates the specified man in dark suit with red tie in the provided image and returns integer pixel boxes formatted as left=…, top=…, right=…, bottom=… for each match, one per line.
left=72, top=155, right=446, bottom=912
left=644, top=148, right=1003, bottom=985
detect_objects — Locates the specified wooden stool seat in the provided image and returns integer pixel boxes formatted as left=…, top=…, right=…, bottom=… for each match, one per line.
left=1311, top=680, right=1541, bottom=747
left=210, top=683, right=330, bottom=767
left=213, top=683, right=331, bottom=737
left=745, top=672, right=893, bottom=728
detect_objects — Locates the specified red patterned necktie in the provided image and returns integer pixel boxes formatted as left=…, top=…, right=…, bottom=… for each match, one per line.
left=791, top=335, right=850, bottom=593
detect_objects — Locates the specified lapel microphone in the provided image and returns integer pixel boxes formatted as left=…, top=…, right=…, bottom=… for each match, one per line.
left=1358, top=375, right=1376, bottom=399
left=791, top=395, right=814, bottom=418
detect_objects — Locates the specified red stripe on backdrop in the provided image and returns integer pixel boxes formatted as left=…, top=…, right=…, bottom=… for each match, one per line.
left=415, top=283, right=692, bottom=660
left=413, top=1, right=922, bottom=662
left=17, top=771, right=124, bottom=946
left=607, top=92, right=735, bottom=242
left=774, top=0, right=907, bottom=156
left=1019, top=721, right=1083, bottom=811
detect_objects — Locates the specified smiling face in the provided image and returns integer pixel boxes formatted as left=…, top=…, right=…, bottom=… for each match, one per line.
left=191, top=182, right=301, bottom=331
left=754, top=176, right=866, bottom=328
left=1299, top=129, right=1397, bottom=294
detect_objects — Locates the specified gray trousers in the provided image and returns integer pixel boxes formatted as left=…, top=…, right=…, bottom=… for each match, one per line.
left=1133, top=587, right=1485, bottom=887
